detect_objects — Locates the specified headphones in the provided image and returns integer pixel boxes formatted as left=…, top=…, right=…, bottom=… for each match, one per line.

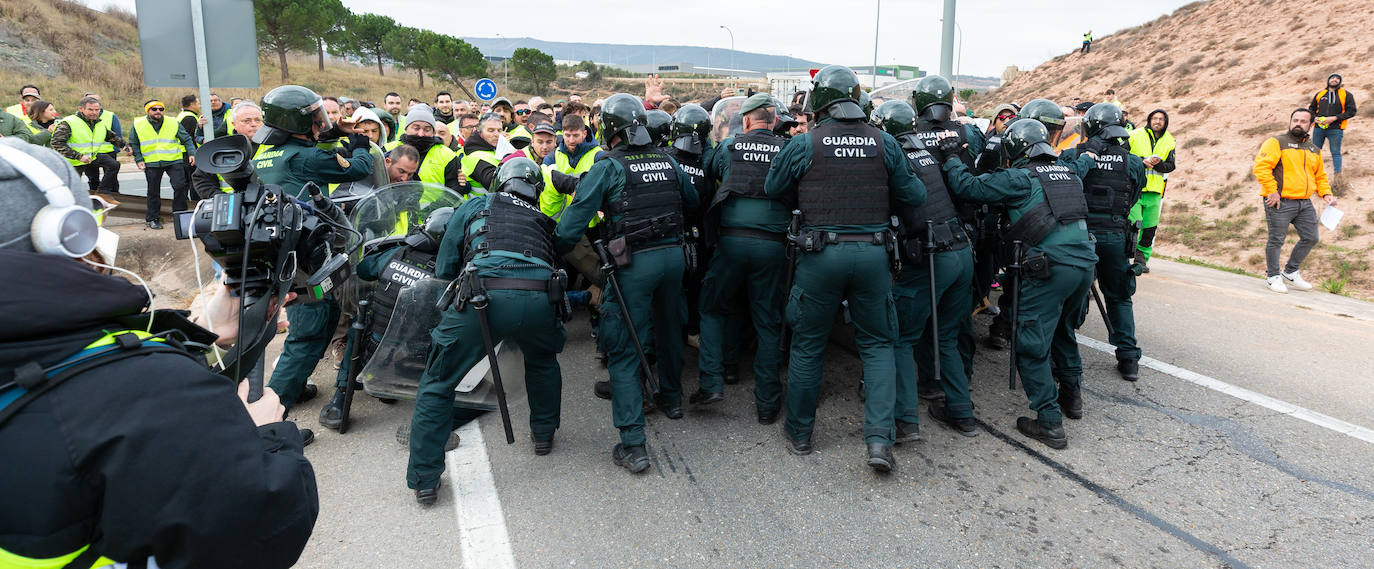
left=0, top=143, right=99, bottom=257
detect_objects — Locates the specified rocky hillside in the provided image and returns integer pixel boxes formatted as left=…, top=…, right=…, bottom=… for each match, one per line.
left=976, top=0, right=1374, bottom=297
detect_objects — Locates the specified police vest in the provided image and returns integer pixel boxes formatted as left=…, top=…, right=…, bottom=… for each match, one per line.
left=1003, top=160, right=1089, bottom=248
left=974, top=134, right=1003, bottom=174
left=461, top=149, right=500, bottom=192
left=1078, top=143, right=1135, bottom=229
left=93, top=110, right=116, bottom=154
left=60, top=115, right=107, bottom=166
left=895, top=134, right=965, bottom=257
left=252, top=142, right=313, bottom=199
left=665, top=146, right=711, bottom=207
left=132, top=116, right=183, bottom=164
left=1127, top=128, right=1175, bottom=195
left=915, top=120, right=975, bottom=168
left=718, top=130, right=784, bottom=201
left=368, top=245, right=437, bottom=345
left=603, top=146, right=684, bottom=247
left=464, top=192, right=557, bottom=266
left=796, top=120, right=889, bottom=227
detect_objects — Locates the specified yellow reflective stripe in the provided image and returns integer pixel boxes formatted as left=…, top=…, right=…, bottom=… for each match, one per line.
left=93, top=111, right=115, bottom=153
left=0, top=543, right=117, bottom=569
left=62, top=116, right=108, bottom=166
left=133, top=117, right=183, bottom=163
left=83, top=329, right=164, bottom=350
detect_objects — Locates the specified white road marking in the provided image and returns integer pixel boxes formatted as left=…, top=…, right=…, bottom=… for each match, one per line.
left=1078, top=335, right=1374, bottom=444
left=447, top=421, right=517, bottom=569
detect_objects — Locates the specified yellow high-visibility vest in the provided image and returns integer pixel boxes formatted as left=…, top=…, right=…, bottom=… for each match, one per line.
left=93, top=110, right=116, bottom=153
left=132, top=116, right=183, bottom=164
left=1127, top=128, right=1175, bottom=195
left=60, top=115, right=108, bottom=166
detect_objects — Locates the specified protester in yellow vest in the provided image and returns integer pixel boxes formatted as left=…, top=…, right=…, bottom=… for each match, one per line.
left=383, top=104, right=467, bottom=196
left=6, top=84, right=39, bottom=118
left=1127, top=109, right=1176, bottom=270
left=49, top=96, right=126, bottom=203
left=129, top=100, right=196, bottom=230
left=460, top=113, right=506, bottom=193
left=1309, top=73, right=1357, bottom=175
left=541, top=113, right=602, bottom=223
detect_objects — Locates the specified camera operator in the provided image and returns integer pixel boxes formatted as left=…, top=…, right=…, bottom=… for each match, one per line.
left=0, top=139, right=318, bottom=568
left=250, top=86, right=376, bottom=424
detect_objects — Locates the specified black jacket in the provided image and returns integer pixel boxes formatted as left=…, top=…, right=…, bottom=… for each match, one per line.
left=0, top=250, right=318, bottom=569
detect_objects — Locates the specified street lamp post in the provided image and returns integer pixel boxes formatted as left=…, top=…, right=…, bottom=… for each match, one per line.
left=872, top=0, right=881, bottom=89
left=720, top=25, right=735, bottom=88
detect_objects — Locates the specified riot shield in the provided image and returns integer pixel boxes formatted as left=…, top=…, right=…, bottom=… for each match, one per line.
left=359, top=276, right=527, bottom=408
left=349, top=181, right=465, bottom=256
left=710, top=95, right=747, bottom=143
left=868, top=78, right=922, bottom=103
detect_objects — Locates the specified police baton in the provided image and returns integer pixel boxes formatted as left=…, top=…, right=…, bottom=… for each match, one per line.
left=337, top=299, right=369, bottom=434
left=1007, top=240, right=1022, bottom=391
left=467, top=268, right=515, bottom=444
left=925, top=220, right=941, bottom=385
left=593, top=239, right=661, bottom=401
left=779, top=210, right=802, bottom=353
left=1089, top=269, right=1115, bottom=338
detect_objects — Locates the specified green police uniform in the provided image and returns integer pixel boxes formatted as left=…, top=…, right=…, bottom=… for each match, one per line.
left=942, top=150, right=1099, bottom=438
left=763, top=115, right=925, bottom=449
left=1060, top=141, right=1147, bottom=365
left=698, top=127, right=790, bottom=415
left=407, top=192, right=566, bottom=491
left=255, top=134, right=375, bottom=409
left=553, top=144, right=699, bottom=450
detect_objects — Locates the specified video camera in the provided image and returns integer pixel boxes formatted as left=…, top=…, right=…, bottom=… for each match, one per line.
left=175, top=135, right=356, bottom=395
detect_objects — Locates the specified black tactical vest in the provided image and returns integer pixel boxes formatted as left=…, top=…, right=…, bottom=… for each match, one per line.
left=797, top=121, right=889, bottom=226
left=369, top=246, right=437, bottom=343
left=719, top=130, right=785, bottom=199
left=915, top=119, right=975, bottom=168
left=1029, top=161, right=1089, bottom=223
left=1078, top=143, right=1135, bottom=229
left=665, top=146, right=711, bottom=207
left=974, top=134, right=1003, bottom=174
left=463, top=192, right=557, bottom=266
left=604, top=146, right=685, bottom=246
left=895, top=135, right=965, bottom=258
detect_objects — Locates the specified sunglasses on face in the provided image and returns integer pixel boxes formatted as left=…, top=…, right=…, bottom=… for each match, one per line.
left=997, top=114, right=1014, bottom=121
left=515, top=110, right=531, bottom=115
left=149, top=107, right=165, bottom=111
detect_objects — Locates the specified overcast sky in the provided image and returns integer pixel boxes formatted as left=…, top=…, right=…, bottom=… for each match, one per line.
left=93, top=0, right=1195, bottom=77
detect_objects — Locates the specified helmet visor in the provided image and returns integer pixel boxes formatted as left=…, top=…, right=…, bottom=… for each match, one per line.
left=306, top=99, right=332, bottom=138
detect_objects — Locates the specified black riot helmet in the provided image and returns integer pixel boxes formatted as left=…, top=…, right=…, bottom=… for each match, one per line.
left=644, top=109, right=672, bottom=146
left=858, top=91, right=873, bottom=119
left=772, top=97, right=799, bottom=136
left=806, top=65, right=865, bottom=120
left=1082, top=102, right=1130, bottom=141
left=1018, top=98, right=1066, bottom=142
left=1002, top=119, right=1057, bottom=164
left=871, top=100, right=916, bottom=136
left=910, top=75, right=955, bottom=122
left=256, top=85, right=330, bottom=144
left=597, top=93, right=651, bottom=147
left=670, top=103, right=712, bottom=154
left=495, top=157, right=544, bottom=204
left=405, top=206, right=455, bottom=252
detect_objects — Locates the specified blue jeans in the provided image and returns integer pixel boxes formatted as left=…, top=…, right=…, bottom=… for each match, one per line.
left=1311, top=126, right=1344, bottom=173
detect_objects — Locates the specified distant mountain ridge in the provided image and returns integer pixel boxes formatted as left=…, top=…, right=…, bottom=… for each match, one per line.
left=462, top=37, right=825, bottom=73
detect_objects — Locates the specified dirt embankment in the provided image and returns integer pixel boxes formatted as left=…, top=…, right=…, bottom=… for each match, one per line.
left=974, top=0, right=1374, bottom=297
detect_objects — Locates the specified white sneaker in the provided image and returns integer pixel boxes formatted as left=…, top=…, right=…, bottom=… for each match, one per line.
left=1266, top=275, right=1288, bottom=293
left=1281, top=270, right=1313, bottom=291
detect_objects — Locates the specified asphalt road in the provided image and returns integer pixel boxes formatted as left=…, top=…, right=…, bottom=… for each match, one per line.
left=276, top=258, right=1373, bottom=569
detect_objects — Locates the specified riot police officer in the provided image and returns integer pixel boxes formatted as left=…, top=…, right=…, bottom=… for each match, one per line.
left=909, top=75, right=986, bottom=398
left=554, top=94, right=699, bottom=474
left=939, top=120, right=1099, bottom=450
left=1059, top=103, right=1148, bottom=385
left=764, top=65, right=925, bottom=471
left=409, top=158, right=568, bottom=504
left=872, top=100, right=978, bottom=438
left=645, top=109, right=672, bottom=147
left=697, top=93, right=791, bottom=422
left=663, top=103, right=719, bottom=367
left=252, top=86, right=375, bottom=436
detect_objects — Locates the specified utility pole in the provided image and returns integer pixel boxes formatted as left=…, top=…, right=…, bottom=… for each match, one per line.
left=872, top=0, right=881, bottom=89
left=720, top=25, right=735, bottom=88
left=940, top=0, right=956, bottom=78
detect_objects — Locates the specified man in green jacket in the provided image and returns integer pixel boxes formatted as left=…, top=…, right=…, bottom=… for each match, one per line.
left=764, top=65, right=925, bottom=471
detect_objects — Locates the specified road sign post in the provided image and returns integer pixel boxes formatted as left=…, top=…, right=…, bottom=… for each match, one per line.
left=136, top=0, right=259, bottom=141
left=475, top=78, right=499, bottom=101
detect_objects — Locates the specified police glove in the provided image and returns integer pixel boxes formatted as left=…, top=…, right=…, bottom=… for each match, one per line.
left=345, top=133, right=373, bottom=153
left=936, top=135, right=963, bottom=157
left=1085, top=137, right=1110, bottom=156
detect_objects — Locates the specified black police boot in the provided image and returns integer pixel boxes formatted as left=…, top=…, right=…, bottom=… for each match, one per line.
left=1058, top=383, right=1083, bottom=420
left=785, top=432, right=813, bottom=455
left=299, top=428, right=315, bottom=447
left=298, top=383, right=319, bottom=404
left=1016, top=417, right=1067, bottom=450
left=415, top=480, right=441, bottom=506
left=532, top=434, right=554, bottom=456
left=917, top=383, right=945, bottom=402
left=612, top=443, right=651, bottom=473
left=757, top=406, right=780, bottom=425
left=984, top=320, right=1010, bottom=350
left=1117, top=359, right=1140, bottom=382
left=689, top=389, right=724, bottom=406
left=866, top=442, right=896, bottom=472
left=656, top=394, right=683, bottom=419
left=895, top=420, right=921, bottom=444
left=929, top=403, right=979, bottom=437
left=318, top=388, right=346, bottom=431
left=723, top=364, right=741, bottom=385
left=593, top=380, right=612, bottom=400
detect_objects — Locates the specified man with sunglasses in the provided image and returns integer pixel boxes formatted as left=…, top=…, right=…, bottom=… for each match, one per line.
left=129, top=100, right=195, bottom=230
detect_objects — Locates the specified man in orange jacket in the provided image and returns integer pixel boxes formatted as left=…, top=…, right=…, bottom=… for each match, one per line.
left=1309, top=73, right=1356, bottom=174
left=1253, top=108, right=1336, bottom=293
